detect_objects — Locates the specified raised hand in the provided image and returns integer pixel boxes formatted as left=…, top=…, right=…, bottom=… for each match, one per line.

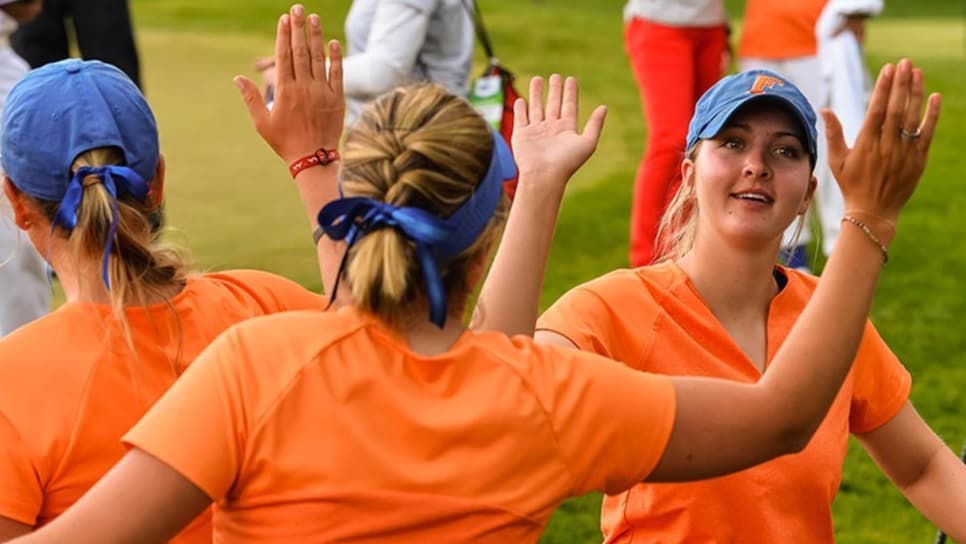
left=234, top=4, right=345, bottom=163
left=823, top=59, right=941, bottom=234
left=511, top=74, right=607, bottom=191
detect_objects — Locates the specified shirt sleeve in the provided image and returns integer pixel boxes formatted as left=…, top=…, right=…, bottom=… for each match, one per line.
left=342, top=0, right=434, bottom=98
left=849, top=320, right=912, bottom=434
left=525, top=343, right=676, bottom=496
left=123, top=327, right=253, bottom=501
left=537, top=287, right=621, bottom=356
left=0, top=409, right=42, bottom=525
left=537, top=283, right=656, bottom=369
left=221, top=270, right=327, bottom=313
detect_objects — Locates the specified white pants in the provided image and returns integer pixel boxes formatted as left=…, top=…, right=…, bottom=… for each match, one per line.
left=740, top=56, right=844, bottom=256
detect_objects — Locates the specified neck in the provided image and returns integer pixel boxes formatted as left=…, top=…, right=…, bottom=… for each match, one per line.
left=677, top=232, right=781, bottom=320
left=43, top=243, right=110, bottom=304
left=401, top=314, right=466, bottom=356
left=45, top=241, right=182, bottom=306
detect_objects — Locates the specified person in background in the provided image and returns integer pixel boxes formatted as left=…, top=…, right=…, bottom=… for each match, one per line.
left=11, top=0, right=141, bottom=88
left=623, top=0, right=730, bottom=267
left=0, top=0, right=48, bottom=337
left=0, top=59, right=326, bottom=541
left=6, top=7, right=944, bottom=543
left=258, top=0, right=474, bottom=125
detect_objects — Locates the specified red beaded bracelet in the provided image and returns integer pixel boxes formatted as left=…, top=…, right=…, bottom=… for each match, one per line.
left=289, top=148, right=340, bottom=178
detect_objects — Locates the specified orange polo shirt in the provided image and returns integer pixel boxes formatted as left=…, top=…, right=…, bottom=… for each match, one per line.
left=739, top=0, right=828, bottom=59
left=0, top=270, right=326, bottom=541
left=123, top=305, right=677, bottom=543
left=538, top=262, right=910, bottom=543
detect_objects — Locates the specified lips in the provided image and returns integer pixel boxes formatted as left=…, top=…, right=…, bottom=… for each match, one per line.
left=731, top=191, right=774, bottom=204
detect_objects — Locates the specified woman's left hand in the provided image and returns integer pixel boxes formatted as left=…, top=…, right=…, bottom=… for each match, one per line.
left=511, top=74, right=606, bottom=192
left=234, top=4, right=345, bottom=164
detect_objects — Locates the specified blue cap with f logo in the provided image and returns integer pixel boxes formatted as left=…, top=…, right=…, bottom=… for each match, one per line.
left=686, top=70, right=818, bottom=166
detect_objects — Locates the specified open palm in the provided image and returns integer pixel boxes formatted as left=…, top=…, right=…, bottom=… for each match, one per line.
left=511, top=75, right=607, bottom=188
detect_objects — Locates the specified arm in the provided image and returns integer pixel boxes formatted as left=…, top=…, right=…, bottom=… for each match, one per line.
left=9, top=450, right=211, bottom=544
left=472, top=75, right=606, bottom=335
left=857, top=403, right=966, bottom=542
left=235, top=7, right=347, bottom=297
left=647, top=60, right=942, bottom=482
left=0, top=518, right=29, bottom=542
left=342, top=0, right=430, bottom=99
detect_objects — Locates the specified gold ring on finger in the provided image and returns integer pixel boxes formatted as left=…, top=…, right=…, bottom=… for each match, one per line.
left=899, top=127, right=922, bottom=140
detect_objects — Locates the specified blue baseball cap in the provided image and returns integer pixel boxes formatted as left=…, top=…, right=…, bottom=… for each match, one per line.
left=1, top=59, right=159, bottom=201
left=686, top=70, right=818, bottom=167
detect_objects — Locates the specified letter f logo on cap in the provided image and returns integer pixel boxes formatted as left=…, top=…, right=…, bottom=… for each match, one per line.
left=750, top=75, right=784, bottom=94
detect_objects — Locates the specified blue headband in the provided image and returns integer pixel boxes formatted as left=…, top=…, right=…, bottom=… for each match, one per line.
left=318, top=130, right=516, bottom=327
left=53, top=165, right=150, bottom=288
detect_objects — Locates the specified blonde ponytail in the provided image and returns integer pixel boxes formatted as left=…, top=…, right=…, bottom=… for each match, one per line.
left=31, top=147, right=189, bottom=341
left=339, top=85, right=508, bottom=327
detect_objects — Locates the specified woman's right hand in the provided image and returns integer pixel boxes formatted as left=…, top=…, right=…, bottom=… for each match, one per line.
left=823, top=59, right=941, bottom=238
left=234, top=4, right=345, bottom=164
left=511, top=74, right=607, bottom=195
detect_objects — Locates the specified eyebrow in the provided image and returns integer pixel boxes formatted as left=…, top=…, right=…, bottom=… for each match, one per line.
left=723, top=122, right=803, bottom=141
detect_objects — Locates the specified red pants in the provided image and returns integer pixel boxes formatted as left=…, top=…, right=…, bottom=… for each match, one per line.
left=626, top=19, right=727, bottom=266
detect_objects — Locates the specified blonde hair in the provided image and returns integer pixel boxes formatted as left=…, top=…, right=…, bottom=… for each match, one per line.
left=655, top=143, right=809, bottom=263
left=339, top=84, right=508, bottom=327
left=31, top=147, right=189, bottom=340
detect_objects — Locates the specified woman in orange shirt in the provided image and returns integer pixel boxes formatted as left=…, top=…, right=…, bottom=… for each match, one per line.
left=0, top=59, right=326, bottom=541
left=490, top=64, right=964, bottom=542
left=9, top=5, right=940, bottom=543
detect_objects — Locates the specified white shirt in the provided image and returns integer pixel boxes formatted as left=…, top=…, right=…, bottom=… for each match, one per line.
left=623, top=0, right=726, bottom=26
left=343, top=0, right=475, bottom=122
left=816, top=0, right=882, bottom=144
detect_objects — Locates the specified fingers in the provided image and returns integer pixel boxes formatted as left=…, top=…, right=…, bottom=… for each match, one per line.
left=916, top=93, right=942, bottom=151
left=289, top=5, right=312, bottom=78
left=545, top=74, right=563, bottom=121
left=882, top=59, right=912, bottom=144
left=513, top=97, right=528, bottom=129
left=561, top=77, right=578, bottom=126
left=580, top=105, right=607, bottom=147
left=528, top=77, right=544, bottom=123
left=821, top=108, right=848, bottom=175
left=274, top=13, right=294, bottom=86
left=859, top=63, right=894, bottom=139
left=328, top=40, right=344, bottom=95
left=308, top=13, right=326, bottom=80
left=234, top=76, right=269, bottom=132
left=901, top=68, right=925, bottom=134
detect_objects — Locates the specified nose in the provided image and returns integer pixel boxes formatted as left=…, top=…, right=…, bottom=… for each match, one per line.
left=742, top=147, right=772, bottom=180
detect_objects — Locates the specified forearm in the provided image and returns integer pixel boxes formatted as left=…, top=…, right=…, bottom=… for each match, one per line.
left=292, top=164, right=343, bottom=296
left=758, top=223, right=886, bottom=438
left=899, top=446, right=966, bottom=542
left=472, top=174, right=565, bottom=335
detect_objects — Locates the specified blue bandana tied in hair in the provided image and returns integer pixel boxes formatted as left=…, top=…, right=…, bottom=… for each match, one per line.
left=318, top=130, right=517, bottom=328
left=53, top=165, right=150, bottom=288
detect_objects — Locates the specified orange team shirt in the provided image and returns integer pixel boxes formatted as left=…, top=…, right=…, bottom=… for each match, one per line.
left=0, top=270, right=325, bottom=542
left=739, top=0, right=828, bottom=59
left=123, top=305, right=677, bottom=543
left=537, top=262, right=911, bottom=544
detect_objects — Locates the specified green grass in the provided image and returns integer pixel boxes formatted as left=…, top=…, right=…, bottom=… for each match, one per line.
left=127, top=1, right=966, bottom=542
